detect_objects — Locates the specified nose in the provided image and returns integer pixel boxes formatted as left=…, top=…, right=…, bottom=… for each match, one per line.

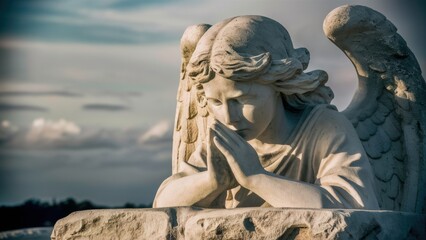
left=223, top=100, right=241, bottom=125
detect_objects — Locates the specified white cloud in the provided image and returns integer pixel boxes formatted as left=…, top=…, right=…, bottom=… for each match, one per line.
left=26, top=118, right=81, bottom=142
left=0, top=118, right=144, bottom=149
left=1, top=120, right=11, bottom=128
left=0, top=118, right=173, bottom=150
left=139, top=120, right=172, bottom=144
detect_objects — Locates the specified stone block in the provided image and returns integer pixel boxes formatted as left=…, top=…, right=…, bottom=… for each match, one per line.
left=51, top=208, right=426, bottom=239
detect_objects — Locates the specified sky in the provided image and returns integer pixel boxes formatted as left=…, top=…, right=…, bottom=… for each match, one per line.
left=0, top=0, right=425, bottom=206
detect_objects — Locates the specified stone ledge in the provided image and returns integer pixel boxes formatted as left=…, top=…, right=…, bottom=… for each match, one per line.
left=51, top=207, right=425, bottom=240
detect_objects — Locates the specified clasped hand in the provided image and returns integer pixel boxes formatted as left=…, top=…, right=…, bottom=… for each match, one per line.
left=207, top=121, right=266, bottom=190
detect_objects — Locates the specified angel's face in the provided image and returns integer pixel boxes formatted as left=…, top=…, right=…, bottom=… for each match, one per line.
left=202, top=75, right=279, bottom=140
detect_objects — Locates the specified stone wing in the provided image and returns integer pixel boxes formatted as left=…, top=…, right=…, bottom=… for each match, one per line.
left=172, top=24, right=211, bottom=174
left=324, top=5, right=426, bottom=212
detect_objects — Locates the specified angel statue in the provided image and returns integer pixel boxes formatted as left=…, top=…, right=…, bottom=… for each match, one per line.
left=154, top=5, right=425, bottom=212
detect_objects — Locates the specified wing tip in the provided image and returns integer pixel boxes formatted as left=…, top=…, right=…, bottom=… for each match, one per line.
left=324, top=5, right=393, bottom=41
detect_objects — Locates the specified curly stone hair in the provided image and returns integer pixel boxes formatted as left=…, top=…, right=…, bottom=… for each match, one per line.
left=187, top=15, right=334, bottom=110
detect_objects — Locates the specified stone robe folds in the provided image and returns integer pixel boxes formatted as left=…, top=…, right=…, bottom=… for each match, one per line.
left=157, top=104, right=380, bottom=209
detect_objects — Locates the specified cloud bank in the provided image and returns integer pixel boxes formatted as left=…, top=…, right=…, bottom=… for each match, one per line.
left=0, top=118, right=173, bottom=149
left=0, top=117, right=174, bottom=205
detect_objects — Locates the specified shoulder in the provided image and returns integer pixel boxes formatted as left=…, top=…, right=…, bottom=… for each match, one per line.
left=305, top=105, right=366, bottom=160
left=311, top=104, right=356, bottom=134
left=301, top=104, right=362, bottom=152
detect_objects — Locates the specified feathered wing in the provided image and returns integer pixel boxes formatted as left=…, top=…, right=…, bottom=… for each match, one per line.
left=172, top=24, right=211, bottom=174
left=324, top=5, right=426, bottom=212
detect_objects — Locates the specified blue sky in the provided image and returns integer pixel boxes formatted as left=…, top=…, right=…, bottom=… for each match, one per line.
left=0, top=0, right=425, bottom=206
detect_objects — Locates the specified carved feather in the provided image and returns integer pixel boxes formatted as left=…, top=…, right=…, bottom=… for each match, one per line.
left=172, top=24, right=211, bottom=174
left=324, top=5, right=426, bottom=212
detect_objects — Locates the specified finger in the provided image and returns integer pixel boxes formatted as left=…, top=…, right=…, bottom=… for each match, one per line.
left=213, top=137, right=242, bottom=178
left=213, top=136, right=237, bottom=165
left=208, top=127, right=230, bottom=171
left=214, top=121, right=245, bottom=147
left=211, top=127, right=233, bottom=148
left=212, top=128, right=243, bottom=157
left=212, top=123, right=241, bottom=147
left=206, top=128, right=214, bottom=169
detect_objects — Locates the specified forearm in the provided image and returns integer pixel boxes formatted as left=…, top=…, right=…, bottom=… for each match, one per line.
left=153, top=171, right=225, bottom=208
left=246, top=172, right=343, bottom=208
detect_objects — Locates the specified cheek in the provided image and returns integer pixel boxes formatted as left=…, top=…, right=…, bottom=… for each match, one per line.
left=241, top=105, right=256, bottom=123
left=236, top=102, right=272, bottom=140
left=207, top=105, right=223, bottom=121
left=242, top=98, right=275, bottom=125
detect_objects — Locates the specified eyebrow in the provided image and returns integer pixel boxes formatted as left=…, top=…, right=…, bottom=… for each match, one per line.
left=206, top=81, right=255, bottom=99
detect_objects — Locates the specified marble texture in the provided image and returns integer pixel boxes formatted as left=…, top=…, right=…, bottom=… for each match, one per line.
left=51, top=209, right=173, bottom=240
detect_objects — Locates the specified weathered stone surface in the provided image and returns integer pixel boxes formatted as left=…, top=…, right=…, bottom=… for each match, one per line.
left=52, top=207, right=426, bottom=240
left=51, top=209, right=173, bottom=240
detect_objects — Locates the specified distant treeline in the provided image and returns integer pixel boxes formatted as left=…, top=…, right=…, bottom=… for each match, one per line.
left=0, top=198, right=152, bottom=232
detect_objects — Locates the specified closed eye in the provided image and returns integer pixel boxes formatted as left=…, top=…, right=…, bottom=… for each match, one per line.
left=207, top=98, right=222, bottom=106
